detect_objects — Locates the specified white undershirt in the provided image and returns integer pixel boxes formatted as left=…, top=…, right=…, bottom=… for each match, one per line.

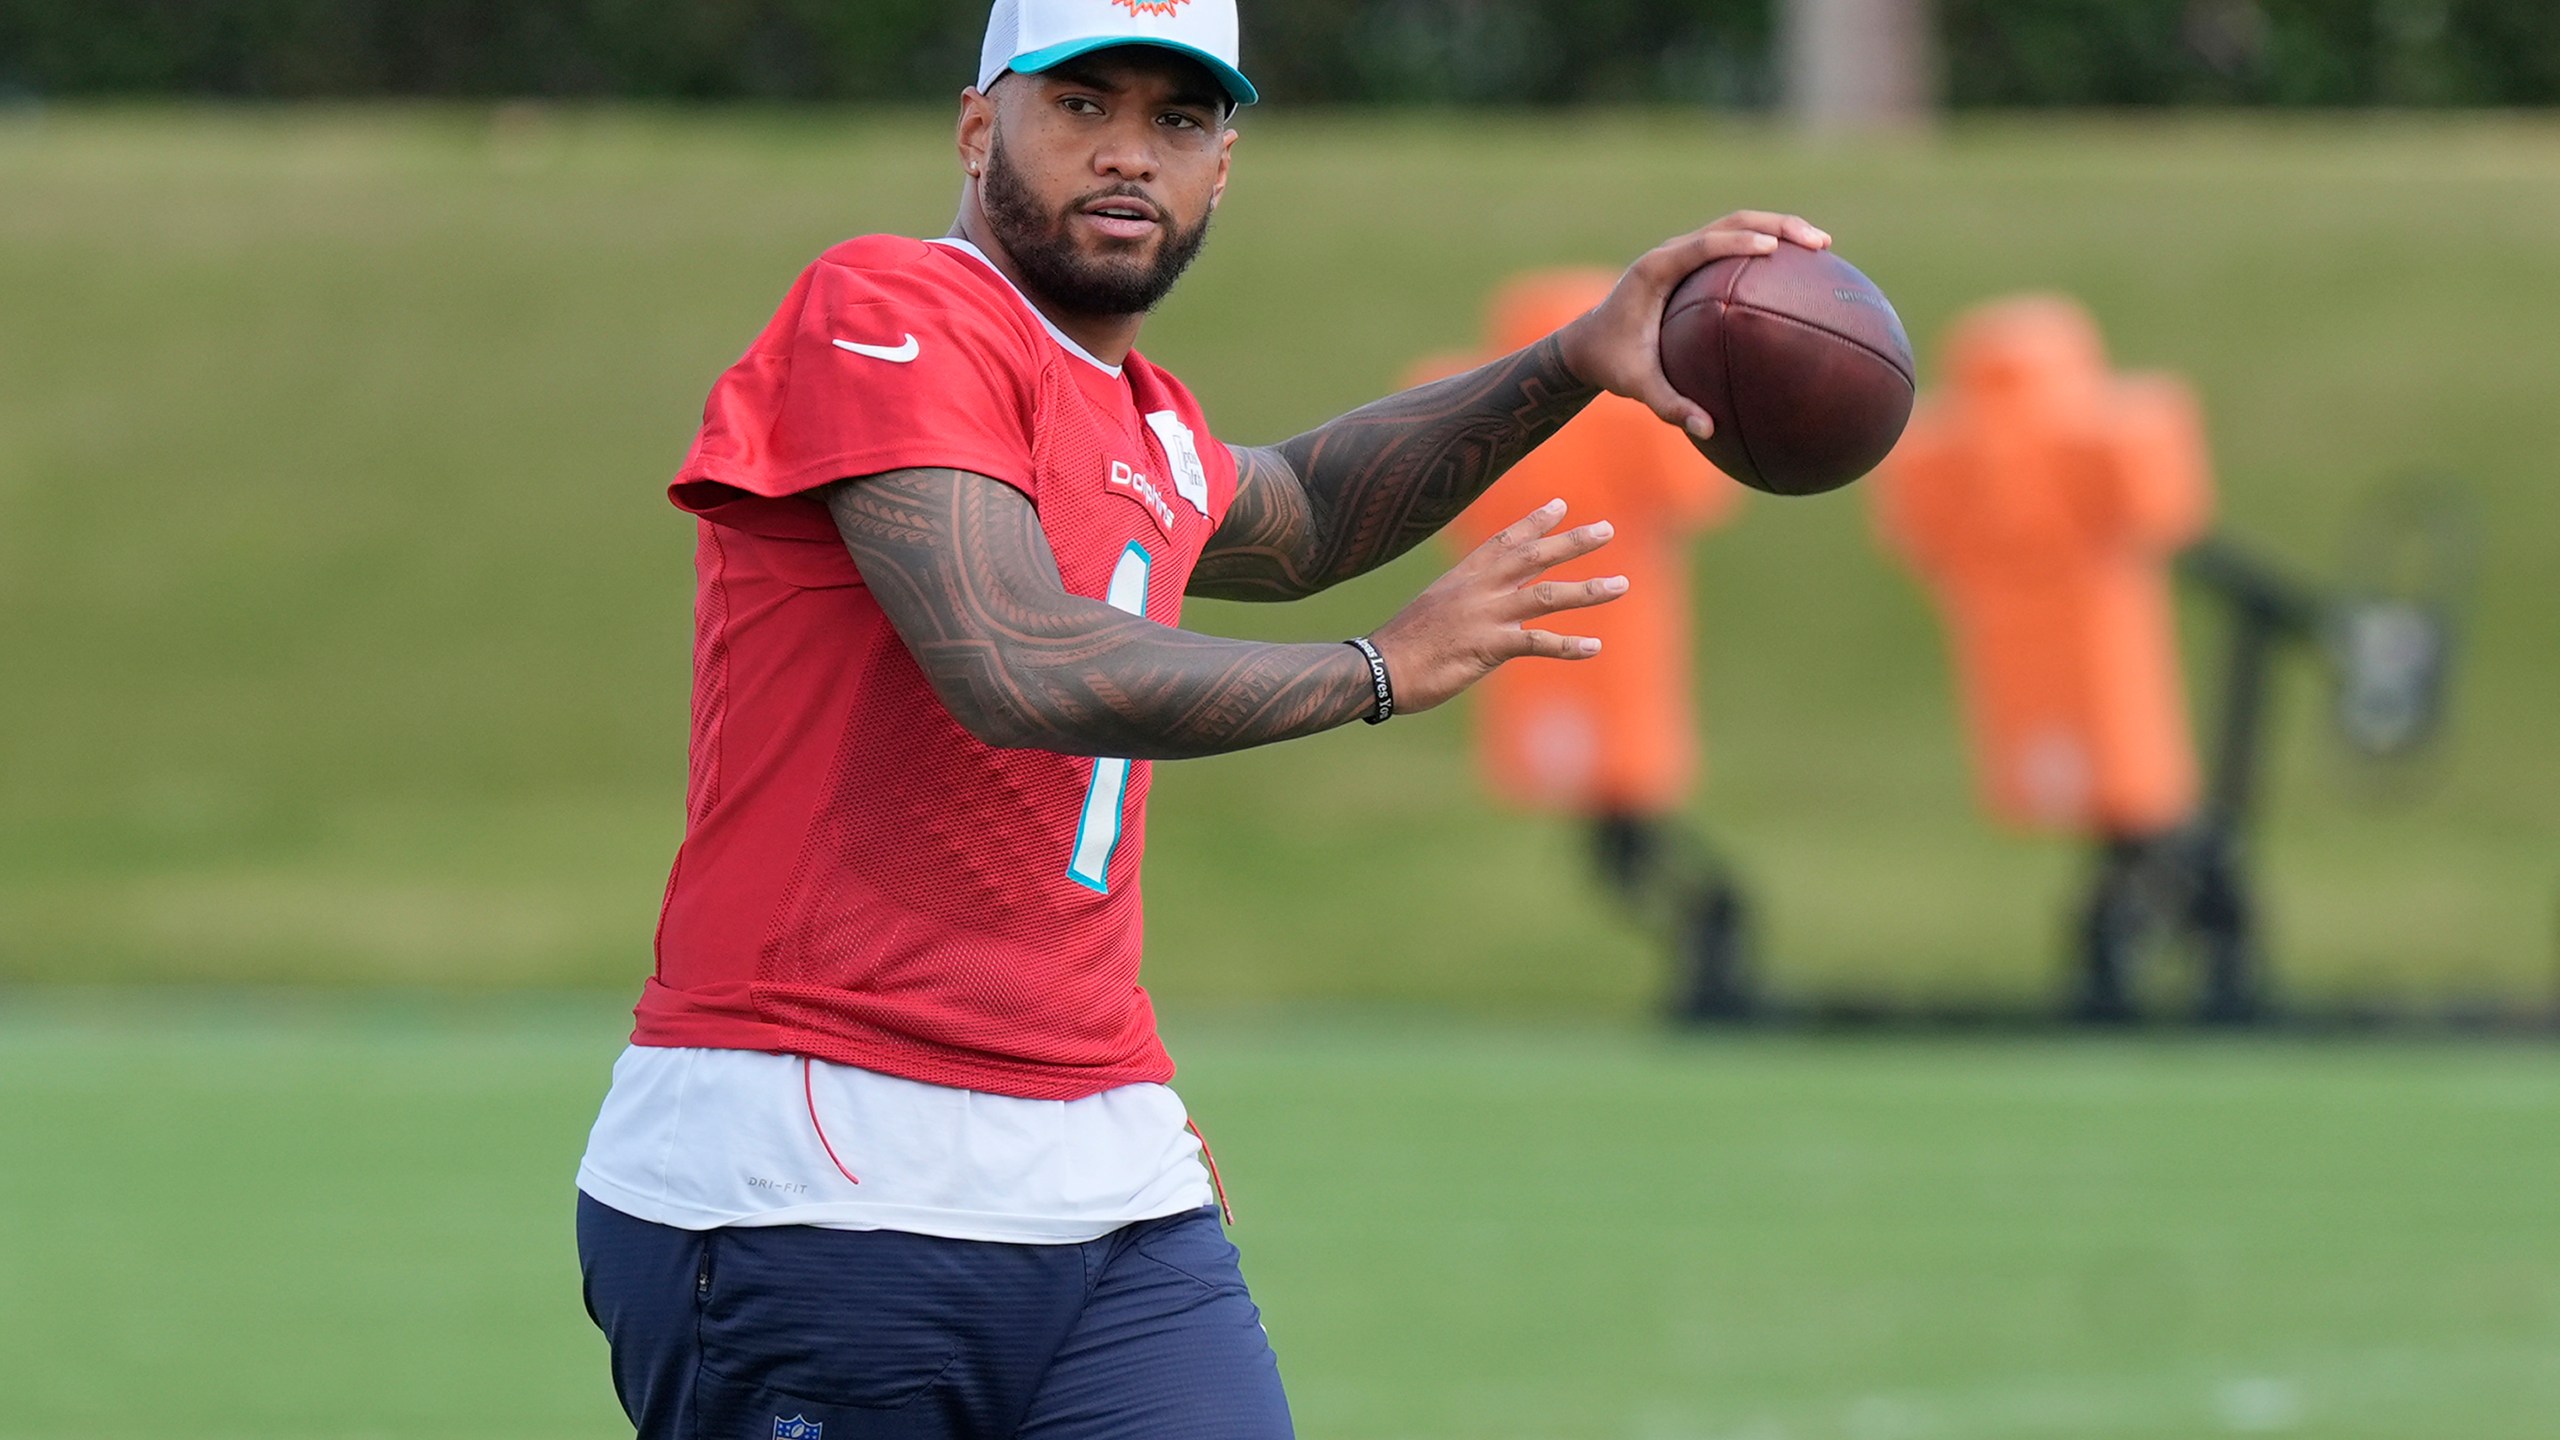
left=575, top=1046, right=1216, bottom=1244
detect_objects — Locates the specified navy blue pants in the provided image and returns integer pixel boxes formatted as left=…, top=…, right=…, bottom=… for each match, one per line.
left=577, top=1195, right=1294, bottom=1439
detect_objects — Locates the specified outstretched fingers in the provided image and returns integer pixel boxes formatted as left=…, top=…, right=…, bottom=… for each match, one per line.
left=1482, top=515, right=1614, bottom=581
left=1510, top=626, right=1605, bottom=660
left=1497, top=511, right=1628, bottom=658
left=1474, top=498, right=1569, bottom=562
left=1504, top=573, right=1628, bottom=623
left=1481, top=505, right=1625, bottom=621
left=1367, top=500, right=1632, bottom=708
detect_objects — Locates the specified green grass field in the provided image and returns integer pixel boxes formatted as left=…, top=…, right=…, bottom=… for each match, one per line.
left=1, top=108, right=2555, bottom=1012
left=1, top=996, right=2553, bottom=1439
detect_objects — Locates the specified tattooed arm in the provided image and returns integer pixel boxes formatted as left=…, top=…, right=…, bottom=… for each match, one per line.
left=1192, top=336, right=1597, bottom=602
left=828, top=467, right=1623, bottom=758
left=1191, top=210, right=1833, bottom=603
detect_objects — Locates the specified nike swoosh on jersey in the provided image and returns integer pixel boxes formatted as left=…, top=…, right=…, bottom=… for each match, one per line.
left=833, top=335, right=921, bottom=363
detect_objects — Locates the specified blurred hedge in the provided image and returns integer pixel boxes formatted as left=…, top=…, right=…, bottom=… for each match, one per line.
left=0, top=0, right=2552, bottom=105
left=1942, top=0, right=2560, bottom=106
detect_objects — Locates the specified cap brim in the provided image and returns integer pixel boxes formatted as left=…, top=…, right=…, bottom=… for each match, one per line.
left=1007, top=37, right=1258, bottom=108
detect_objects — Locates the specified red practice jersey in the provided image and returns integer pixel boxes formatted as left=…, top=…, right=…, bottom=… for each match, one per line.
left=636, top=235, right=1238, bottom=1101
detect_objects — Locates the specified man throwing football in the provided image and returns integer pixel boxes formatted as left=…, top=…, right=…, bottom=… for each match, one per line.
left=574, top=1, right=1829, bottom=1435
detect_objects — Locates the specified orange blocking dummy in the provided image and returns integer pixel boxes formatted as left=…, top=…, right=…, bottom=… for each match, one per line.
left=1427, top=271, right=1745, bottom=817
left=1875, top=296, right=2212, bottom=836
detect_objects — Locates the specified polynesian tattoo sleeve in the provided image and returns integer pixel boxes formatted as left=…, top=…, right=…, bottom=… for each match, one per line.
left=1188, top=334, right=1600, bottom=602
left=827, top=468, right=1376, bottom=759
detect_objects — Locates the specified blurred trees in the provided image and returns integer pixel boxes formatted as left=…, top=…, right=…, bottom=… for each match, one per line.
left=1943, top=0, right=2560, bottom=106
left=0, top=0, right=2552, bottom=105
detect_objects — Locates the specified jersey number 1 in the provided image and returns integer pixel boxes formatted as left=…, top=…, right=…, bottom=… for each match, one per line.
left=1066, top=543, right=1152, bottom=893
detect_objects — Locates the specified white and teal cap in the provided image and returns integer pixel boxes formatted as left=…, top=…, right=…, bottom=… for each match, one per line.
left=977, top=0, right=1257, bottom=109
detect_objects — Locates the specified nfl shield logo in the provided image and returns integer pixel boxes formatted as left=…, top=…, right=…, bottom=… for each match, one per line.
left=773, top=1418, right=822, bottom=1440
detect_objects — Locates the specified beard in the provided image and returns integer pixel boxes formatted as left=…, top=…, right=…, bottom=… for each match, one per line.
left=980, top=133, right=1212, bottom=318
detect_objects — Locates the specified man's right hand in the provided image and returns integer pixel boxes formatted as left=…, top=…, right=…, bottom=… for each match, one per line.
left=1367, top=499, right=1626, bottom=715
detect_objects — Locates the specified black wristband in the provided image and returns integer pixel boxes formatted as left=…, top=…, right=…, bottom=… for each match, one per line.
left=1344, top=637, right=1394, bottom=725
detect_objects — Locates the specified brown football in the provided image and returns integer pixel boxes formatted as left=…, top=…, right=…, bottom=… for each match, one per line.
left=1657, top=244, right=1916, bottom=496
